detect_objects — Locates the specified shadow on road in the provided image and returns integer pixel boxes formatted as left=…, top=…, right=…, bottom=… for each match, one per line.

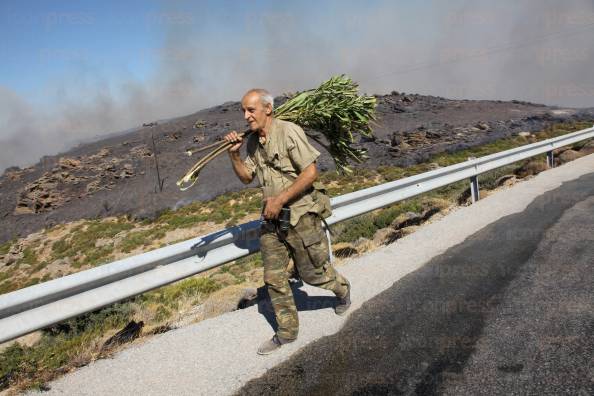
left=250, top=281, right=337, bottom=334
left=238, top=171, right=594, bottom=396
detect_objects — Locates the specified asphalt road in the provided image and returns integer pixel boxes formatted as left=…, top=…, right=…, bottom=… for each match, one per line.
left=31, top=154, right=594, bottom=396
left=239, top=172, right=594, bottom=395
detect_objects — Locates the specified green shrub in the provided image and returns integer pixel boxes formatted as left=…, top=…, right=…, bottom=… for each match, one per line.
left=51, top=240, right=69, bottom=256
left=154, top=305, right=172, bottom=322
left=20, top=247, right=38, bottom=266
left=119, top=229, right=165, bottom=253
left=51, top=220, right=134, bottom=265
left=0, top=280, right=16, bottom=294
left=0, top=343, right=34, bottom=390
left=335, top=214, right=376, bottom=243
left=47, top=302, right=135, bottom=338
left=141, top=276, right=221, bottom=307
left=372, top=206, right=404, bottom=230
left=85, top=245, right=115, bottom=267
left=33, top=261, right=48, bottom=272
left=22, top=277, right=41, bottom=288
left=210, top=208, right=233, bottom=224
left=0, top=242, right=11, bottom=256
left=0, top=301, right=135, bottom=391
left=376, top=166, right=406, bottom=182
left=234, top=253, right=262, bottom=269
left=0, top=272, right=9, bottom=283
left=161, top=214, right=208, bottom=229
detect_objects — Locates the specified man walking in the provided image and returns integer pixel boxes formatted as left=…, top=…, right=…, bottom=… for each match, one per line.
left=225, top=88, right=351, bottom=355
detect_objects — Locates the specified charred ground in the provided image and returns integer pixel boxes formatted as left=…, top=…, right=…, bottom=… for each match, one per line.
left=1, top=92, right=593, bottom=243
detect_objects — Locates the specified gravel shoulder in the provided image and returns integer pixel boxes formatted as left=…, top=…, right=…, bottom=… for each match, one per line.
left=28, top=154, right=594, bottom=396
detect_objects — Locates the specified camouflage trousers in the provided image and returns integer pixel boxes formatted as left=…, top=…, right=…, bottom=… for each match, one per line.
left=260, top=212, right=349, bottom=341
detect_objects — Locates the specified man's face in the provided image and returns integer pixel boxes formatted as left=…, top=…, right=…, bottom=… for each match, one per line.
left=241, top=92, right=272, bottom=132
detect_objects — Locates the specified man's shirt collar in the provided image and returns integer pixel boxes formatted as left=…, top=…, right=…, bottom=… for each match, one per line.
left=259, top=118, right=277, bottom=146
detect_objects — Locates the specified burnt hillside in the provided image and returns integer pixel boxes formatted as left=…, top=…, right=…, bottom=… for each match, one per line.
left=1, top=91, right=592, bottom=243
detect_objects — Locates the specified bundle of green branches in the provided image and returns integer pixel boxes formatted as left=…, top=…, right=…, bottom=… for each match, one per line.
left=177, top=74, right=376, bottom=191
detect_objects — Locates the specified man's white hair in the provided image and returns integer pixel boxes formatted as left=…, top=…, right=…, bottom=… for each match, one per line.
left=245, top=88, right=274, bottom=109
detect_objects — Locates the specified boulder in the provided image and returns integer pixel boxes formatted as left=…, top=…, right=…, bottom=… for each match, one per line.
left=58, top=157, right=81, bottom=169
left=15, top=173, right=67, bottom=214
left=495, top=174, right=518, bottom=187
left=130, top=145, right=152, bottom=157
left=558, top=149, right=583, bottom=164
left=391, top=212, right=423, bottom=230
left=118, top=164, right=135, bottom=179
left=237, top=288, right=259, bottom=309
left=88, top=148, right=111, bottom=160
left=515, top=160, right=547, bottom=178
left=425, top=130, right=442, bottom=139
left=3, top=243, right=23, bottom=265
left=476, top=122, right=490, bottom=130
left=14, top=204, right=34, bottom=215
left=553, top=146, right=570, bottom=155
left=353, top=237, right=374, bottom=254
left=578, top=145, right=594, bottom=156
left=102, top=163, right=116, bottom=172
left=399, top=141, right=412, bottom=150
left=373, top=228, right=402, bottom=245
left=405, top=130, right=430, bottom=146
left=3, top=251, right=22, bottom=265
left=191, top=285, right=258, bottom=322
left=85, top=180, right=102, bottom=194
left=56, top=171, right=84, bottom=184
left=5, top=169, right=24, bottom=181
left=166, top=132, right=182, bottom=141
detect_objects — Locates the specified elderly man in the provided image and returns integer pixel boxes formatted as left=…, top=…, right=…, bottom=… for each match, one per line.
left=225, top=89, right=351, bottom=355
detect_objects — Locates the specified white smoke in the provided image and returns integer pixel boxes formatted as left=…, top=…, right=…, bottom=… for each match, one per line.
left=2, top=0, right=594, bottom=172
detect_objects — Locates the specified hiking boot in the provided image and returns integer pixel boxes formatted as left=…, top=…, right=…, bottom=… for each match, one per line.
left=257, top=335, right=294, bottom=355
left=335, top=280, right=351, bottom=316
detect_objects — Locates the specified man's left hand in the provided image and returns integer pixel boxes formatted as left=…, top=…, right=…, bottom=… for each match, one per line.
left=263, top=195, right=285, bottom=219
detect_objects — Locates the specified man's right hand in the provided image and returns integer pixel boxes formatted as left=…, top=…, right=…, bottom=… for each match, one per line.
left=224, top=131, right=243, bottom=153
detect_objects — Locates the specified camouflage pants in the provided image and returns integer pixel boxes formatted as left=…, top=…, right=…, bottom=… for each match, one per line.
left=260, top=212, right=349, bottom=340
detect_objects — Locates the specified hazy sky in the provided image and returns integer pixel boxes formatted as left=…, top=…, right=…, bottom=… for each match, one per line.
left=1, top=0, right=594, bottom=171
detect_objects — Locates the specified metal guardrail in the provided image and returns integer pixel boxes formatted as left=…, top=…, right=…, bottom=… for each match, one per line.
left=1, top=126, right=593, bottom=343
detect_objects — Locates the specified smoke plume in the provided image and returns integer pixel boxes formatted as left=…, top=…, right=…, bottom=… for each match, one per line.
left=2, top=0, right=593, bottom=172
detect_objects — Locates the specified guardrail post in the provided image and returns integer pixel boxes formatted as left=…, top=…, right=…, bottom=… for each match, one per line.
left=546, top=150, right=555, bottom=168
left=468, top=157, right=480, bottom=203
left=470, top=175, right=480, bottom=203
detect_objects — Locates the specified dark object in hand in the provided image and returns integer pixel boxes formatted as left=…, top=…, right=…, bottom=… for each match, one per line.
left=278, top=207, right=291, bottom=232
